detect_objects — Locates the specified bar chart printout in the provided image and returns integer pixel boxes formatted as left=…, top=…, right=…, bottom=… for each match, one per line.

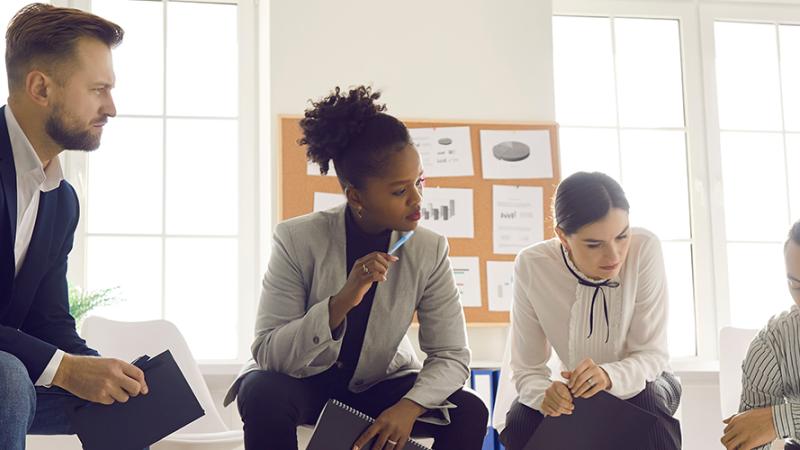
left=418, top=187, right=474, bottom=238
left=422, top=199, right=456, bottom=221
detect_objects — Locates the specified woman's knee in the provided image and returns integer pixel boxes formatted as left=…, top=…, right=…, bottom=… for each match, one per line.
left=448, top=388, right=489, bottom=428
left=500, top=400, right=543, bottom=450
left=629, top=376, right=681, bottom=417
left=237, top=371, right=303, bottom=420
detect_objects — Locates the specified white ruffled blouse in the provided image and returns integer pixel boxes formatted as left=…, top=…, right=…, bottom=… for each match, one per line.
left=509, top=227, right=671, bottom=411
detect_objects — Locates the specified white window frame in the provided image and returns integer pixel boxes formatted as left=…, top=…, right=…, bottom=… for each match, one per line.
left=61, top=0, right=262, bottom=364
left=554, top=0, right=800, bottom=367
left=553, top=0, right=717, bottom=365
left=698, top=1, right=800, bottom=332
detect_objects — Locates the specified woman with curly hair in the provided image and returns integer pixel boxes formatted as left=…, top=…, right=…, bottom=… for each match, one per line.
left=226, top=86, right=489, bottom=450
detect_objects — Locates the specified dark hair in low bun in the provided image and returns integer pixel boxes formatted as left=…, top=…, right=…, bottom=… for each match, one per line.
left=298, top=85, right=411, bottom=189
left=554, top=172, right=630, bottom=235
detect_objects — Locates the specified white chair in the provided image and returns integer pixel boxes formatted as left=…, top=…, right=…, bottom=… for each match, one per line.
left=80, top=316, right=243, bottom=450
left=491, top=328, right=516, bottom=435
left=718, top=326, right=759, bottom=420
left=298, top=425, right=314, bottom=449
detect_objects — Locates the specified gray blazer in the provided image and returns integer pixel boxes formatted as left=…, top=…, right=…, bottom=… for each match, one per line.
left=224, top=204, right=471, bottom=424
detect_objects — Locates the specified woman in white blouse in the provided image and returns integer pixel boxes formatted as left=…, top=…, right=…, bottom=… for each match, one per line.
left=499, top=172, right=681, bottom=450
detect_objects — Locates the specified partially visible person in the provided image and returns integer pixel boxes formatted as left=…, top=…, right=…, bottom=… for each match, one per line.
left=0, top=4, right=149, bottom=449
left=722, top=219, right=800, bottom=450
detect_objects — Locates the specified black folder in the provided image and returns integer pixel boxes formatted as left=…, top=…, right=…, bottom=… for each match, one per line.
left=68, top=350, right=205, bottom=450
left=307, top=399, right=432, bottom=450
left=524, top=391, right=658, bottom=450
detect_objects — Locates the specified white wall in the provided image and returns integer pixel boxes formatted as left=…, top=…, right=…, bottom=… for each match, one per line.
left=269, top=0, right=555, bottom=122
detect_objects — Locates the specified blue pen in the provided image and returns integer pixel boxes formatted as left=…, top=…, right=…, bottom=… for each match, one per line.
left=388, top=231, right=415, bottom=255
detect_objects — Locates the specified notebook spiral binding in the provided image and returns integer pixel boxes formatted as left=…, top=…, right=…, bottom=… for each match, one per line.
left=330, top=399, right=431, bottom=450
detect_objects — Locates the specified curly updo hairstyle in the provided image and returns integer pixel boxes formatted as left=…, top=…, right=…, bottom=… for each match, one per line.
left=554, top=172, right=630, bottom=235
left=298, top=86, right=411, bottom=190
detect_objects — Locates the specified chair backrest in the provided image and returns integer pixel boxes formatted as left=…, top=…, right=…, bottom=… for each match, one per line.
left=491, top=329, right=516, bottom=433
left=80, top=315, right=230, bottom=435
left=719, top=326, right=759, bottom=419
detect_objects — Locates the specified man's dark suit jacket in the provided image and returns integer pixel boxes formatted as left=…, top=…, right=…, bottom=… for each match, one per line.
left=0, top=105, right=97, bottom=382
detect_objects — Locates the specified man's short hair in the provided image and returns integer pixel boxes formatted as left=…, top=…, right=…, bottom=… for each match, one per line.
left=5, top=3, right=123, bottom=90
left=790, top=219, right=800, bottom=248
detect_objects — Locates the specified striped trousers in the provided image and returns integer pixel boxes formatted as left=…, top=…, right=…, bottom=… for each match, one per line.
left=499, top=372, right=682, bottom=450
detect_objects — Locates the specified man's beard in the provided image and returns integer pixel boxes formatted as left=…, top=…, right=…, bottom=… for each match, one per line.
left=45, top=104, right=102, bottom=151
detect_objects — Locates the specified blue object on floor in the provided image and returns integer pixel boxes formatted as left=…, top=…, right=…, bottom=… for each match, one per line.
left=470, top=367, right=504, bottom=450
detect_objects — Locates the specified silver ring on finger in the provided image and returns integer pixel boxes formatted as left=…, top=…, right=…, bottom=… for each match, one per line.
left=362, top=263, right=369, bottom=274
left=387, top=440, right=398, bottom=447
left=587, top=377, right=595, bottom=386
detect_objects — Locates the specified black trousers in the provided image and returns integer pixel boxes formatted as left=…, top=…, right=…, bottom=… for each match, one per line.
left=499, top=372, right=682, bottom=450
left=237, top=370, right=489, bottom=450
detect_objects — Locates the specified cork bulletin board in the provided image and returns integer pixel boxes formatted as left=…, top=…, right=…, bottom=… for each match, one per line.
left=279, top=116, right=560, bottom=323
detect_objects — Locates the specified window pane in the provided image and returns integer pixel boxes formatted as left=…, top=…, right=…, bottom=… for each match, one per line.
left=165, top=238, right=238, bottom=360
left=620, top=130, right=690, bottom=240
left=166, top=1, right=238, bottom=117
left=558, top=127, right=620, bottom=181
left=728, top=243, right=790, bottom=329
left=92, top=0, right=164, bottom=116
left=662, top=242, right=696, bottom=358
left=88, top=118, right=163, bottom=234
left=788, top=134, right=800, bottom=220
left=720, top=132, right=789, bottom=241
left=547, top=14, right=698, bottom=360
left=552, top=16, right=617, bottom=126
left=165, top=119, right=238, bottom=235
left=86, top=237, right=162, bottom=322
left=714, top=22, right=782, bottom=131
left=615, top=18, right=684, bottom=128
left=779, top=25, right=800, bottom=132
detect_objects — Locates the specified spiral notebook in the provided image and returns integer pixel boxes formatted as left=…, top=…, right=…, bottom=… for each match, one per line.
left=307, top=399, right=432, bottom=450
left=524, top=391, right=657, bottom=450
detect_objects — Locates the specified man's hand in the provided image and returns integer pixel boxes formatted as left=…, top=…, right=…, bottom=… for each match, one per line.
left=721, top=407, right=777, bottom=450
left=353, top=398, right=425, bottom=450
left=52, top=354, right=149, bottom=405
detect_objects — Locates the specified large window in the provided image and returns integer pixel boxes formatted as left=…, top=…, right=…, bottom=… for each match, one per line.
left=552, top=15, right=697, bottom=358
left=713, top=20, right=800, bottom=329
left=553, top=0, right=800, bottom=363
left=66, top=0, right=259, bottom=362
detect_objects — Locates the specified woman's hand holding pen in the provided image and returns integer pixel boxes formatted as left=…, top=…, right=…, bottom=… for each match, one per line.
left=541, top=381, right=574, bottom=417
left=329, top=252, right=398, bottom=330
left=338, top=251, right=398, bottom=305
left=562, top=357, right=612, bottom=399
